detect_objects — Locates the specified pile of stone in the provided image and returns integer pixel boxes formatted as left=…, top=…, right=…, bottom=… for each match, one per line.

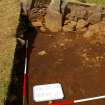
left=63, top=4, right=105, bottom=32
left=29, top=1, right=105, bottom=36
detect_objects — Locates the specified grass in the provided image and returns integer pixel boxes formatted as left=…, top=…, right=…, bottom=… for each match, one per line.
left=0, top=0, right=20, bottom=105
left=87, top=0, right=105, bottom=5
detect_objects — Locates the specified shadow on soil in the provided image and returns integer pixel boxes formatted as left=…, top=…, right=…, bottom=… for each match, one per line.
left=4, top=10, right=37, bottom=105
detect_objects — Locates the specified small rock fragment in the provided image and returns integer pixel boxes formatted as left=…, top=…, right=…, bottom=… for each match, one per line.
left=59, top=43, right=65, bottom=47
left=40, top=26, right=47, bottom=32
left=38, top=50, right=47, bottom=56
left=32, top=21, right=43, bottom=27
left=17, top=38, right=25, bottom=45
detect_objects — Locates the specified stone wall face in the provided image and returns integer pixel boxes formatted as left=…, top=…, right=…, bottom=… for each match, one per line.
left=29, top=1, right=105, bottom=44
left=29, top=2, right=105, bottom=38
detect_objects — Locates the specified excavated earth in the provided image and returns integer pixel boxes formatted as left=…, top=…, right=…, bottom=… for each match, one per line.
left=28, top=31, right=105, bottom=105
left=28, top=1, right=105, bottom=105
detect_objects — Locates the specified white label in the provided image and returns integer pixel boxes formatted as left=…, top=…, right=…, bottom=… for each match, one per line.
left=33, top=83, right=64, bottom=102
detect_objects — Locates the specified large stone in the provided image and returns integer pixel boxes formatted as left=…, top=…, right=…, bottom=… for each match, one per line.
left=66, top=13, right=78, bottom=22
left=49, top=0, right=61, bottom=12
left=45, top=9, right=62, bottom=32
left=45, top=1, right=62, bottom=32
left=64, top=19, right=71, bottom=25
left=68, top=5, right=87, bottom=19
left=63, top=21, right=77, bottom=32
left=102, top=10, right=105, bottom=19
left=76, top=19, right=88, bottom=31
left=83, top=21, right=105, bottom=38
left=87, top=12, right=102, bottom=24
left=87, top=6, right=103, bottom=16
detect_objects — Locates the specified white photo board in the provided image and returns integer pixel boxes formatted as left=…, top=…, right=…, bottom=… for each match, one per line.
left=33, top=83, right=64, bottom=102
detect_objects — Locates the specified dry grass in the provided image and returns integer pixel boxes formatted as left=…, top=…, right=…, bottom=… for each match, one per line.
left=0, top=0, right=20, bottom=104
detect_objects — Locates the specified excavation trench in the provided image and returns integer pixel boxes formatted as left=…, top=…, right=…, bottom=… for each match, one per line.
left=5, top=1, right=105, bottom=105
left=28, top=1, right=105, bottom=105
left=28, top=31, right=105, bottom=105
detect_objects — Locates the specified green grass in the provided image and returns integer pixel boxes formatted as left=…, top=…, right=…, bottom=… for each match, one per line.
left=87, top=0, right=105, bottom=5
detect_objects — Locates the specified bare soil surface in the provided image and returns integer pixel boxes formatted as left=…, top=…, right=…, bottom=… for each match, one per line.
left=28, top=31, right=105, bottom=105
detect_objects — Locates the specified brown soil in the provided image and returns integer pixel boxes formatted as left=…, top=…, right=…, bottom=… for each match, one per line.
left=28, top=31, right=105, bottom=105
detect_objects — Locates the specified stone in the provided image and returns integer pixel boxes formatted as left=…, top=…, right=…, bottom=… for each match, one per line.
left=102, top=11, right=105, bottom=18
left=38, top=50, right=47, bottom=56
left=45, top=0, right=62, bottom=32
left=64, top=0, right=95, bottom=7
left=83, top=22, right=105, bottom=38
left=87, top=12, right=102, bottom=24
left=40, top=26, right=47, bottom=32
left=83, top=29, right=93, bottom=38
left=87, top=6, right=103, bottom=16
left=17, top=38, right=25, bottom=46
left=66, top=13, right=77, bottom=21
left=50, top=0, right=61, bottom=12
left=69, top=5, right=87, bottom=19
left=102, top=17, right=105, bottom=21
left=76, top=19, right=88, bottom=31
left=63, top=21, right=77, bottom=32
left=64, top=19, right=71, bottom=25
left=83, top=24, right=100, bottom=38
left=45, top=9, right=62, bottom=32
left=32, top=21, right=43, bottom=27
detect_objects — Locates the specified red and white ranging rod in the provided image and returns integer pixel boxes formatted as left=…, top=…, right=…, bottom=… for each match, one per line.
left=50, top=95, right=105, bottom=105
left=23, top=40, right=28, bottom=105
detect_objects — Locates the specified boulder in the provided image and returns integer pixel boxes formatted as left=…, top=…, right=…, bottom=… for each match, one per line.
left=102, top=11, right=105, bottom=18
left=45, top=0, right=62, bottom=32
left=87, top=6, right=103, bottom=16
left=45, top=10, right=62, bottom=32
left=83, top=21, right=105, bottom=38
left=49, top=0, right=61, bottom=12
left=87, top=12, right=102, bottom=24
left=70, top=5, right=87, bottom=19
left=76, top=19, right=88, bottom=31
left=63, top=21, right=77, bottom=32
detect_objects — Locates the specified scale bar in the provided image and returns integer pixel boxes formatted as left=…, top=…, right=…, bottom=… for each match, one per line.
left=50, top=95, right=105, bottom=105
left=74, top=95, right=105, bottom=103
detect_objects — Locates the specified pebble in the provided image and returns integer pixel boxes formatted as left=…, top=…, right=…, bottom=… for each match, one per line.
left=38, top=50, right=47, bottom=56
